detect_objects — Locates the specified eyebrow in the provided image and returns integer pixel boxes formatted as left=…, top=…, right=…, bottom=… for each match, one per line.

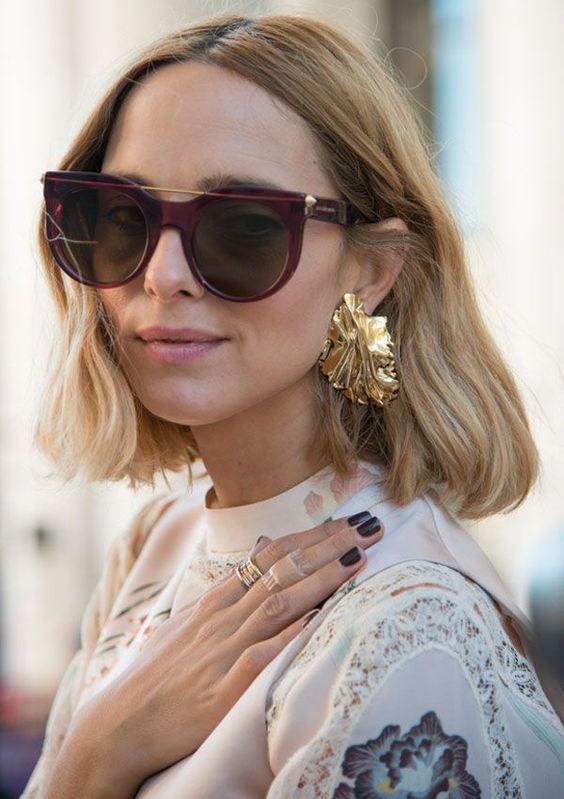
left=108, top=170, right=289, bottom=193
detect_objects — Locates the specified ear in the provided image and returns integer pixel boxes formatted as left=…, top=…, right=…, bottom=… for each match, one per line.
left=345, top=217, right=409, bottom=315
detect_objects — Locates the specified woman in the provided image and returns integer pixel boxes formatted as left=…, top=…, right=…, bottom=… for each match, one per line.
left=24, top=12, right=563, bottom=799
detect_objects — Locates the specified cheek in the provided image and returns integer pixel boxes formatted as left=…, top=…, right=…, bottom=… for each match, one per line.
left=97, top=289, right=142, bottom=376
left=280, top=229, right=344, bottom=339
left=97, top=288, right=130, bottom=333
left=238, top=239, right=343, bottom=374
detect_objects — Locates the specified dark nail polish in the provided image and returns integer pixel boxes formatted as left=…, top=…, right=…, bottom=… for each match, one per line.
left=357, top=517, right=382, bottom=537
left=340, top=546, right=362, bottom=566
left=302, top=609, right=320, bottom=629
left=348, top=511, right=371, bottom=526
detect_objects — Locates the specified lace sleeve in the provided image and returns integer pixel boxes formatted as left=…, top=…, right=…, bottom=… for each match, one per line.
left=20, top=492, right=179, bottom=799
left=265, top=562, right=564, bottom=799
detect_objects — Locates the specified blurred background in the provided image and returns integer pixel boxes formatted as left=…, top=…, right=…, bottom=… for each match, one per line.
left=0, top=0, right=563, bottom=794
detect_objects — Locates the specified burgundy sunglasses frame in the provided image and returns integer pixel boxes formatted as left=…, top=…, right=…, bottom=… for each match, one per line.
left=41, top=170, right=368, bottom=302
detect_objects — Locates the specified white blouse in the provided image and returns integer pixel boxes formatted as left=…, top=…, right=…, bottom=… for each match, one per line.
left=22, top=460, right=564, bottom=798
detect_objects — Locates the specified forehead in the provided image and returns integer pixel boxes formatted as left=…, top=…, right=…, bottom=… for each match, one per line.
left=102, top=60, right=333, bottom=194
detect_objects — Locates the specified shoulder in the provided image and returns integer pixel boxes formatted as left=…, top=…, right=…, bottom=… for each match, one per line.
left=332, top=560, right=488, bottom=626
left=354, top=484, right=531, bottom=644
left=299, top=561, right=501, bottom=670
left=318, top=560, right=524, bottom=673
left=79, top=491, right=183, bottom=653
left=267, top=562, right=563, bottom=793
left=271, top=561, right=557, bottom=728
left=18, top=492, right=186, bottom=798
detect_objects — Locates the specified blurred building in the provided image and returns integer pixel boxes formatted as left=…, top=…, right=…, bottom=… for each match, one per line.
left=0, top=0, right=563, bottom=793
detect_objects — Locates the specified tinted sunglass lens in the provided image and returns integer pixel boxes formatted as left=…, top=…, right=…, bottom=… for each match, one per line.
left=55, top=187, right=147, bottom=283
left=192, top=200, right=289, bottom=298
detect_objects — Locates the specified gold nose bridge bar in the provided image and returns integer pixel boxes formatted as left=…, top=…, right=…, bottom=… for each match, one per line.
left=139, top=184, right=205, bottom=196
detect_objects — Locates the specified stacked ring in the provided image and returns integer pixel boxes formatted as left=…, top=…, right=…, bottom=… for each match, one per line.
left=235, top=556, right=264, bottom=590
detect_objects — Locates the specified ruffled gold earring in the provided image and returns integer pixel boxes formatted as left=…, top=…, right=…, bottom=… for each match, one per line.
left=318, top=292, right=399, bottom=406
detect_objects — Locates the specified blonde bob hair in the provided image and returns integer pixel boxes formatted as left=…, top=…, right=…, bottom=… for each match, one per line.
left=35, top=12, right=539, bottom=520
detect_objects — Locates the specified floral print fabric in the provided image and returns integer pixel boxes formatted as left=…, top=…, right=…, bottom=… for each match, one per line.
left=265, top=562, right=564, bottom=798
left=333, top=711, right=480, bottom=798
left=21, top=462, right=564, bottom=798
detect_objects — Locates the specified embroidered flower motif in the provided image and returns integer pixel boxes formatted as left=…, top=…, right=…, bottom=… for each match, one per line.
left=304, top=490, right=325, bottom=521
left=329, top=465, right=377, bottom=504
left=333, top=785, right=354, bottom=798
left=333, top=711, right=481, bottom=798
left=339, top=578, right=358, bottom=597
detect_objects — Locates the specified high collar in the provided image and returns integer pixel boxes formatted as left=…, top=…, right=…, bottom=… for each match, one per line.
left=202, top=459, right=387, bottom=553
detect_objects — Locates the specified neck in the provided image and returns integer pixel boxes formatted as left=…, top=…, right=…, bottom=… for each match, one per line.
left=191, top=378, right=330, bottom=509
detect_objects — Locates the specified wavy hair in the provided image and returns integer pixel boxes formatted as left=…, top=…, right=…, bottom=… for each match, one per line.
left=34, top=13, right=539, bottom=519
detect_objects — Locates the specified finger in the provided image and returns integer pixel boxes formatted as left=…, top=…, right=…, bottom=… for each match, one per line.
left=215, top=513, right=377, bottom=608
left=232, top=514, right=382, bottom=615
left=248, top=516, right=383, bottom=603
left=231, top=545, right=368, bottom=651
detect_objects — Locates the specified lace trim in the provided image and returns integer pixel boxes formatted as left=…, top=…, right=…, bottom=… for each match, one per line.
left=266, top=561, right=562, bottom=798
left=187, top=524, right=248, bottom=583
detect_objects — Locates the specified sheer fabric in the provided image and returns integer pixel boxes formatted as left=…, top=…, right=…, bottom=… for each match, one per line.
left=22, top=461, right=564, bottom=798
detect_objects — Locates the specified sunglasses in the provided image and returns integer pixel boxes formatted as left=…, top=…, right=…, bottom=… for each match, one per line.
left=41, top=170, right=368, bottom=302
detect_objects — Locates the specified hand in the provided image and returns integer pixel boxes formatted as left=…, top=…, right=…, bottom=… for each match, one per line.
left=76, top=512, right=384, bottom=791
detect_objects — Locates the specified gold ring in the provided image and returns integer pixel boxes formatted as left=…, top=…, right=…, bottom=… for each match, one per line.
left=235, top=555, right=264, bottom=590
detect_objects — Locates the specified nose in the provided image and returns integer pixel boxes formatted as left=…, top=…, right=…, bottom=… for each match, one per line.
left=143, top=225, right=206, bottom=301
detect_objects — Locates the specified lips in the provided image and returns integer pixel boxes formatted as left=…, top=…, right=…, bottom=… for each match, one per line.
left=136, top=326, right=224, bottom=343
left=154, top=338, right=204, bottom=343
left=139, top=337, right=225, bottom=364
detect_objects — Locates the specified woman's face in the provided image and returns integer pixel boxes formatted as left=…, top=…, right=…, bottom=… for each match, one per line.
left=99, top=61, right=365, bottom=427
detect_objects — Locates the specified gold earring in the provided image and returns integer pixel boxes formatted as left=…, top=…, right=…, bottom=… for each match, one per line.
left=318, top=292, right=399, bottom=407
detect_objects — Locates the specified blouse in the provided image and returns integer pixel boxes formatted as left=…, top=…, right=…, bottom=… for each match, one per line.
left=21, top=459, right=564, bottom=798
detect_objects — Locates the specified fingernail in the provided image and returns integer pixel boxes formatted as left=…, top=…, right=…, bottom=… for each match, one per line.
left=357, top=517, right=382, bottom=537
left=348, top=511, right=371, bottom=526
left=340, top=546, right=362, bottom=566
left=302, top=609, right=320, bottom=628
left=255, top=535, right=267, bottom=545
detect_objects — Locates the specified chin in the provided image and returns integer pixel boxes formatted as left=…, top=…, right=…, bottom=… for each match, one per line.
left=137, top=394, right=237, bottom=427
